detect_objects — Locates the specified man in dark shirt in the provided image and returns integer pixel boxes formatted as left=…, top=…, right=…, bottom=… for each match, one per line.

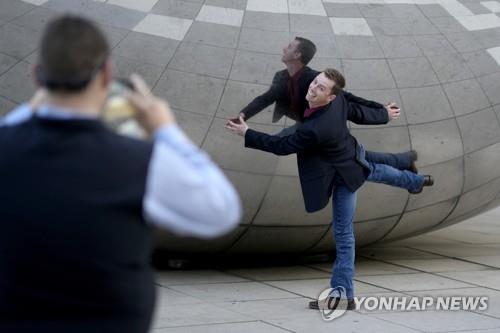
left=226, top=69, right=433, bottom=311
left=235, top=37, right=417, bottom=174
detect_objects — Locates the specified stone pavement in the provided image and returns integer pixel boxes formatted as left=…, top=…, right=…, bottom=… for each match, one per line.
left=151, top=206, right=500, bottom=332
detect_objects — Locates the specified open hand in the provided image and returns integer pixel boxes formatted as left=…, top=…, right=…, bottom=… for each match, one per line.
left=385, top=102, right=401, bottom=121
left=225, top=115, right=248, bottom=136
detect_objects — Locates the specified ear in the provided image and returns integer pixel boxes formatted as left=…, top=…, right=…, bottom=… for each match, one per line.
left=100, top=59, right=112, bottom=87
left=294, top=51, right=302, bottom=61
left=328, top=94, right=337, bottom=103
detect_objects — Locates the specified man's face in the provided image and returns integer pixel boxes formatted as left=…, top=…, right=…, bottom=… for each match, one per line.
left=306, top=73, right=335, bottom=106
left=282, top=39, right=300, bottom=63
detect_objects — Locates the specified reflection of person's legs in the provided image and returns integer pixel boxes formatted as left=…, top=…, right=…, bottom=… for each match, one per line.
left=330, top=179, right=357, bottom=299
left=367, top=162, right=423, bottom=192
left=365, top=150, right=413, bottom=170
left=275, top=123, right=298, bottom=137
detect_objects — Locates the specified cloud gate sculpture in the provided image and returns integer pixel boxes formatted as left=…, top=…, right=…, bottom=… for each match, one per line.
left=1, top=0, right=500, bottom=254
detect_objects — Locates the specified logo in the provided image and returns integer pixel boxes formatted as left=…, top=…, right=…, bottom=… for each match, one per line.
left=355, top=296, right=488, bottom=311
left=314, top=290, right=489, bottom=322
left=317, top=286, right=349, bottom=321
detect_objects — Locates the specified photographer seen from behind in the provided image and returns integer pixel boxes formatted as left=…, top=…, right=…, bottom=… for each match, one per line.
left=0, top=15, right=241, bottom=333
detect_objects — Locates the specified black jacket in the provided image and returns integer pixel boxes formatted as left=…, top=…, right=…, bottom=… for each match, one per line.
left=245, top=92, right=389, bottom=213
left=240, top=66, right=385, bottom=122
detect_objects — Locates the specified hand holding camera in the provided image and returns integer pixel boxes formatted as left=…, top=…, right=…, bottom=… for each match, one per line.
left=103, top=73, right=175, bottom=137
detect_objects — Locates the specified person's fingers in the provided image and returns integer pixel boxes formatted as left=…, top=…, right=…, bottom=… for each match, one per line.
left=129, top=73, right=153, bottom=98
left=125, top=91, right=148, bottom=111
left=226, top=122, right=237, bottom=130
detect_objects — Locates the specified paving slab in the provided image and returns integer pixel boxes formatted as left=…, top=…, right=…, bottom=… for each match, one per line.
left=462, top=256, right=500, bottom=268
left=150, top=0, right=203, bottom=19
left=215, top=297, right=313, bottom=320
left=224, top=265, right=330, bottom=281
left=386, top=258, right=491, bottom=273
left=266, top=278, right=389, bottom=299
left=438, top=270, right=500, bottom=290
left=268, top=311, right=421, bottom=333
left=371, top=310, right=500, bottom=332
left=357, top=272, right=473, bottom=291
left=151, top=302, right=250, bottom=328
left=153, top=321, right=289, bottom=332
left=156, top=270, right=248, bottom=286
left=169, top=281, right=299, bottom=302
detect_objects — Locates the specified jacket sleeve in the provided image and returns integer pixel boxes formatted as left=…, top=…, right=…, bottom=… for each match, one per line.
left=343, top=91, right=389, bottom=125
left=240, top=72, right=281, bottom=120
left=244, top=126, right=318, bottom=156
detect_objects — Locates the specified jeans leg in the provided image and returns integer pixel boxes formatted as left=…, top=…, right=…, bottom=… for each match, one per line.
left=367, top=162, right=424, bottom=192
left=365, top=150, right=412, bottom=170
left=330, top=184, right=357, bottom=299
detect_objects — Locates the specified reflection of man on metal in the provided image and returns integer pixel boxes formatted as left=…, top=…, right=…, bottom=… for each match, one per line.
left=0, top=16, right=241, bottom=333
left=235, top=37, right=419, bottom=179
left=226, top=69, right=433, bottom=310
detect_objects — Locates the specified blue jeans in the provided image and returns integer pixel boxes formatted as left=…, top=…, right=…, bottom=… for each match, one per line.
left=365, top=150, right=412, bottom=170
left=330, top=178, right=357, bottom=299
left=367, top=162, right=423, bottom=192
left=359, top=144, right=424, bottom=192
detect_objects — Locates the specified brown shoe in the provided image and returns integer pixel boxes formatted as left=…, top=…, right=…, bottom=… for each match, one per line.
left=409, top=175, right=434, bottom=194
left=308, top=297, right=356, bottom=310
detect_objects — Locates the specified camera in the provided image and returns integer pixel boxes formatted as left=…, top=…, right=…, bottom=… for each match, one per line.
left=102, top=78, right=146, bottom=138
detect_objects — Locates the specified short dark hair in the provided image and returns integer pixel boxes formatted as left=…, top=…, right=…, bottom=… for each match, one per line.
left=294, top=37, right=316, bottom=65
left=37, top=15, right=109, bottom=92
left=323, top=68, right=345, bottom=95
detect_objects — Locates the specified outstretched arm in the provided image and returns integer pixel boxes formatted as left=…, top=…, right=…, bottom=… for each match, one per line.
left=343, top=91, right=400, bottom=125
left=225, top=116, right=318, bottom=156
left=238, top=72, right=282, bottom=120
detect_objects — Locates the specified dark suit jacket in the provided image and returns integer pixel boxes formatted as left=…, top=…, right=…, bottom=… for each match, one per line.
left=240, top=66, right=385, bottom=123
left=245, top=92, right=389, bottom=213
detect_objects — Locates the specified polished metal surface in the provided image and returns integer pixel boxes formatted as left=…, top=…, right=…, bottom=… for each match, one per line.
left=2, top=0, right=500, bottom=253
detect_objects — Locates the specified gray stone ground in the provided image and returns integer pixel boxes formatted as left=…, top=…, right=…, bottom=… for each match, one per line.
left=151, top=206, right=500, bottom=332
